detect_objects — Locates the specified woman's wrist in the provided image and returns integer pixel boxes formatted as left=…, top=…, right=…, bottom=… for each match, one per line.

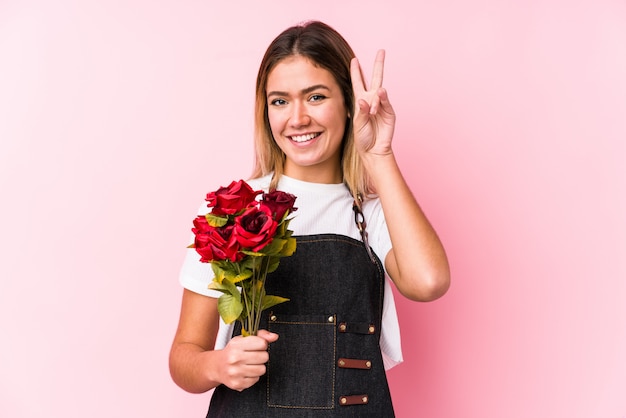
left=360, top=151, right=398, bottom=188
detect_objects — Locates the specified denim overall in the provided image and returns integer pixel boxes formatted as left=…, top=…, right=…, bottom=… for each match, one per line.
left=207, top=233, right=395, bottom=417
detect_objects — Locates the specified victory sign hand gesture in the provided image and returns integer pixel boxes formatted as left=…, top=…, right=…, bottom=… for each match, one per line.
left=350, top=50, right=396, bottom=159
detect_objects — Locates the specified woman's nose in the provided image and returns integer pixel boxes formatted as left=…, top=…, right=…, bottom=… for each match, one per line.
left=289, top=102, right=310, bottom=127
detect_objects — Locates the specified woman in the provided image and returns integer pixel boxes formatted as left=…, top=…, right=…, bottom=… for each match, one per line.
left=170, top=20, right=450, bottom=417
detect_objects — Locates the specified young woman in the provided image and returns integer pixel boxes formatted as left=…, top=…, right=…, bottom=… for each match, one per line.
left=170, top=20, right=450, bottom=417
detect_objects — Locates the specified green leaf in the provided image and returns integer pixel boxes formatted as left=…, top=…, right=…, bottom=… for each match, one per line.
left=266, top=256, right=281, bottom=273
left=211, top=263, right=228, bottom=283
left=241, top=250, right=264, bottom=257
left=208, top=276, right=239, bottom=297
left=280, top=237, right=297, bottom=257
left=254, top=278, right=265, bottom=293
left=211, top=261, right=252, bottom=284
left=230, top=257, right=254, bottom=274
left=213, top=263, right=252, bottom=283
left=261, top=294, right=290, bottom=311
left=207, top=283, right=229, bottom=295
left=229, top=269, right=253, bottom=284
left=260, top=238, right=286, bottom=256
left=275, top=221, right=286, bottom=237
left=217, top=293, right=243, bottom=324
left=206, top=213, right=228, bottom=227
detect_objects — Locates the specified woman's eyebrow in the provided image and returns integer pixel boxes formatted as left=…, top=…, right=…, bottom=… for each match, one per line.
left=267, top=84, right=331, bottom=98
left=302, top=84, right=330, bottom=94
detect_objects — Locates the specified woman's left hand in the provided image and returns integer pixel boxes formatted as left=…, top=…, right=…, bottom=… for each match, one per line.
left=350, top=49, right=396, bottom=159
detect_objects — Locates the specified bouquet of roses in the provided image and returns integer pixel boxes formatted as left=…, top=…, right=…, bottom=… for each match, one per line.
left=190, top=179, right=297, bottom=336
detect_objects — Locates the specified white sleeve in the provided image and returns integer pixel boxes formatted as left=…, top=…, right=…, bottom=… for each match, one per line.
left=364, top=198, right=404, bottom=370
left=179, top=244, right=236, bottom=350
left=363, top=198, right=393, bottom=266
left=380, top=279, right=404, bottom=369
left=178, top=243, right=223, bottom=298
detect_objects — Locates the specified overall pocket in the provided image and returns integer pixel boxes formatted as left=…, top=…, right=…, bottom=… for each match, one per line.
left=267, top=313, right=336, bottom=409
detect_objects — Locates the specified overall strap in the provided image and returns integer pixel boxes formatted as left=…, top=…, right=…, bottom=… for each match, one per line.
left=352, top=193, right=377, bottom=263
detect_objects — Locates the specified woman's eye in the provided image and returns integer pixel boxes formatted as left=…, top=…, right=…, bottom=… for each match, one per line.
left=309, top=94, right=326, bottom=102
left=270, top=98, right=287, bottom=106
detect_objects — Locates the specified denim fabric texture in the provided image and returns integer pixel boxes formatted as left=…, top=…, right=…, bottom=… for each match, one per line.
left=207, top=234, right=395, bottom=417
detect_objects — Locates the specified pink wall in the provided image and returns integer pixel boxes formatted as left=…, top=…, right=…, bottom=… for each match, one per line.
left=1, top=1, right=625, bottom=417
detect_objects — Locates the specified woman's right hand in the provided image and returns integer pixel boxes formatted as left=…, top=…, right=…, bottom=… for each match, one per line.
left=170, top=290, right=278, bottom=394
left=216, top=330, right=279, bottom=391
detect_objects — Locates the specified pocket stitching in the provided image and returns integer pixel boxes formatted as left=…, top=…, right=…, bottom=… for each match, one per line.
left=267, top=314, right=337, bottom=409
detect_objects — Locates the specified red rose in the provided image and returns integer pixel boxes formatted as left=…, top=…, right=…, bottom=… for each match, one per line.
left=192, top=216, right=242, bottom=262
left=234, top=206, right=278, bottom=252
left=260, top=190, right=297, bottom=220
left=206, top=180, right=262, bottom=216
left=215, top=225, right=243, bottom=262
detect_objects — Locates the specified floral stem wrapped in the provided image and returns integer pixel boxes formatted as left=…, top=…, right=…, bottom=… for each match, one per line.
left=189, top=180, right=297, bottom=336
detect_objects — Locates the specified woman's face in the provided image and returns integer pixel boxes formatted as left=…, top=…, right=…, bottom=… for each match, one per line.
left=266, top=55, right=348, bottom=184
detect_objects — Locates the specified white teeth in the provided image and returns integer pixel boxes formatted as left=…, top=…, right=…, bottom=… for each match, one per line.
left=290, top=133, right=318, bottom=143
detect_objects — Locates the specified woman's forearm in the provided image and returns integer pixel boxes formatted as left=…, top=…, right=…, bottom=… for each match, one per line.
left=169, top=341, right=223, bottom=394
left=365, top=153, right=450, bottom=301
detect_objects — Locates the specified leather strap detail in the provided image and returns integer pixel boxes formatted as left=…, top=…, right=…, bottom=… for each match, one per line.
left=337, top=358, right=372, bottom=370
left=339, top=394, right=369, bottom=406
left=338, top=322, right=375, bottom=334
left=352, top=194, right=376, bottom=263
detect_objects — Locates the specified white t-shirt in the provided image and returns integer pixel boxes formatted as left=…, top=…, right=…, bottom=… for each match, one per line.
left=179, top=174, right=403, bottom=369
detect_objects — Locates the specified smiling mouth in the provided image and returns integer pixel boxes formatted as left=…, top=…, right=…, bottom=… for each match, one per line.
left=289, top=133, right=321, bottom=143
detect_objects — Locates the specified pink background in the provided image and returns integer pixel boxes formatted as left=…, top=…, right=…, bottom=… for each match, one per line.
left=1, top=1, right=625, bottom=417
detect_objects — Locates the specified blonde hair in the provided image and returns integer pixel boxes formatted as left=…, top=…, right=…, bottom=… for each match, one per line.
left=250, top=21, right=373, bottom=199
